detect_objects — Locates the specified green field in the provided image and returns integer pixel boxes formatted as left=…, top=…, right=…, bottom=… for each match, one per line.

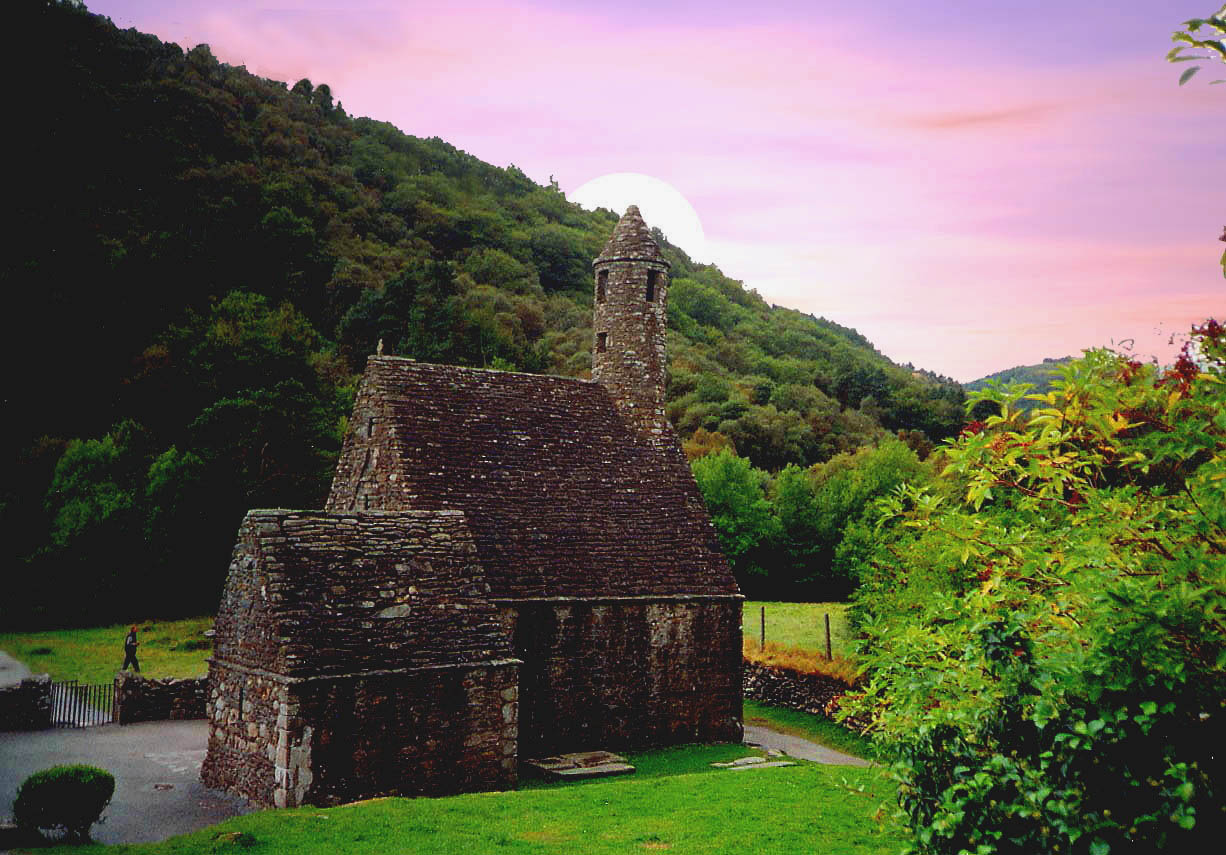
left=743, top=602, right=853, bottom=655
left=36, top=748, right=902, bottom=855
left=0, top=617, right=214, bottom=685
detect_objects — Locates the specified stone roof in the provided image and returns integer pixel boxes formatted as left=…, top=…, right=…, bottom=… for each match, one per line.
left=326, top=357, right=738, bottom=601
left=212, top=510, right=515, bottom=678
left=594, top=205, right=669, bottom=266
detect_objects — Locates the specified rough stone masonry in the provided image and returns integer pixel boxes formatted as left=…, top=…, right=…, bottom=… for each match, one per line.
left=202, top=206, right=743, bottom=807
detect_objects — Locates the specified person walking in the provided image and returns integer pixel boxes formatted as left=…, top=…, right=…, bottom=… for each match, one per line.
left=121, top=625, right=140, bottom=673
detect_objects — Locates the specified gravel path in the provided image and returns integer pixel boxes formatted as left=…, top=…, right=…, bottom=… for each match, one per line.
left=0, top=651, right=33, bottom=688
left=0, top=720, right=252, bottom=846
left=744, top=724, right=873, bottom=767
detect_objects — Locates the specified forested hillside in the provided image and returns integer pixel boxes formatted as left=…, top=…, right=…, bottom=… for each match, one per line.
left=964, top=356, right=1072, bottom=414
left=4, top=0, right=964, bottom=626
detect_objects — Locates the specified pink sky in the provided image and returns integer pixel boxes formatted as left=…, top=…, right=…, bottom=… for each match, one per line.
left=97, top=0, right=1224, bottom=381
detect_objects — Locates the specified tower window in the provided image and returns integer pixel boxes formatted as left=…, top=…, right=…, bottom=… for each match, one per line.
left=596, top=332, right=608, bottom=353
left=367, top=417, right=375, bottom=437
left=596, top=269, right=607, bottom=303
left=646, top=270, right=658, bottom=302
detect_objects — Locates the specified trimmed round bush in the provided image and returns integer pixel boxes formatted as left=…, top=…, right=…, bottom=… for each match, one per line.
left=13, top=764, right=115, bottom=842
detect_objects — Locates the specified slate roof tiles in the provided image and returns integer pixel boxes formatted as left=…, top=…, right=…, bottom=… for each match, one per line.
left=327, top=357, right=738, bottom=601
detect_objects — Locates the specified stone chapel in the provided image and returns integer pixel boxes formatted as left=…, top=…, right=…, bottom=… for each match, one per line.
left=201, top=206, right=744, bottom=808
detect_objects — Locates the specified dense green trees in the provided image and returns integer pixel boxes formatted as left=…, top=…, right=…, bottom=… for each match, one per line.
left=964, top=357, right=1073, bottom=418
left=690, top=440, right=933, bottom=599
left=2, top=0, right=964, bottom=626
left=691, top=450, right=781, bottom=589
left=846, top=323, right=1226, bottom=854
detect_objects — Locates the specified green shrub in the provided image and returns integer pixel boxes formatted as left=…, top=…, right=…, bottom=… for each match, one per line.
left=846, top=322, right=1226, bottom=854
left=13, top=764, right=115, bottom=842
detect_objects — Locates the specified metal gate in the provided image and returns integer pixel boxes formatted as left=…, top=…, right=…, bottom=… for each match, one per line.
left=50, top=680, right=114, bottom=727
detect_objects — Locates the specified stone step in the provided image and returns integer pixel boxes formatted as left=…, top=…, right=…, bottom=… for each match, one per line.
left=523, top=750, right=636, bottom=781
left=551, top=762, right=636, bottom=780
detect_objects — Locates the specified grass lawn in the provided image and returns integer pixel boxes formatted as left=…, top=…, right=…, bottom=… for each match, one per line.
left=743, top=602, right=853, bottom=656
left=35, top=746, right=903, bottom=855
left=1, top=618, right=899, bottom=853
left=0, top=617, right=214, bottom=685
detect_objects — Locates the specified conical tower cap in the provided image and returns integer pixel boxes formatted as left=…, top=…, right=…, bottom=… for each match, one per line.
left=594, top=205, right=669, bottom=267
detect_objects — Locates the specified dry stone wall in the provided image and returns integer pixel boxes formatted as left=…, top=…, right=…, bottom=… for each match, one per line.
left=508, top=597, right=742, bottom=755
left=0, top=675, right=51, bottom=731
left=211, top=510, right=511, bottom=678
left=322, top=374, right=401, bottom=514
left=203, top=660, right=518, bottom=808
left=202, top=662, right=287, bottom=806
left=742, top=661, right=852, bottom=718
left=114, top=673, right=207, bottom=724
left=296, top=663, right=517, bottom=803
left=203, top=509, right=519, bottom=807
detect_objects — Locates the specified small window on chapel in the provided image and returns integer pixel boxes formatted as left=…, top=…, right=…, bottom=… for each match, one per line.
left=597, top=269, right=608, bottom=303
left=646, top=270, right=658, bottom=303
left=596, top=332, right=608, bottom=353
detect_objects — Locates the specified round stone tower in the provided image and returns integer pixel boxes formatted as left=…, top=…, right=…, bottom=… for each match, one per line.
left=592, top=205, right=671, bottom=442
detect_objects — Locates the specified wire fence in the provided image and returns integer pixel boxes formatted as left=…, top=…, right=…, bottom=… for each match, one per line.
left=754, top=604, right=835, bottom=660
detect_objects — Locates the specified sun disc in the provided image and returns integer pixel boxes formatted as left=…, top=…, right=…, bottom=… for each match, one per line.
left=569, top=172, right=707, bottom=262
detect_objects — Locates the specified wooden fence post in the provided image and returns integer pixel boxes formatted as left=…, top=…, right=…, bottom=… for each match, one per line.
left=760, top=605, right=766, bottom=651
left=824, top=613, right=833, bottom=661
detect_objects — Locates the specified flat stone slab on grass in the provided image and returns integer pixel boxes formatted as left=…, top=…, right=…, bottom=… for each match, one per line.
left=712, top=755, right=768, bottom=768
left=711, top=756, right=796, bottom=770
left=524, top=750, right=635, bottom=781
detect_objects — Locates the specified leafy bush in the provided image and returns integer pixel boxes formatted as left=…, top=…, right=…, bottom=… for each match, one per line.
left=13, top=764, right=115, bottom=842
left=846, top=322, right=1226, bottom=854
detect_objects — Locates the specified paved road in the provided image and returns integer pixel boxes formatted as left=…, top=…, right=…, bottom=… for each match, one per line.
left=744, top=724, right=873, bottom=767
left=0, top=720, right=253, bottom=846
left=0, top=652, right=33, bottom=688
